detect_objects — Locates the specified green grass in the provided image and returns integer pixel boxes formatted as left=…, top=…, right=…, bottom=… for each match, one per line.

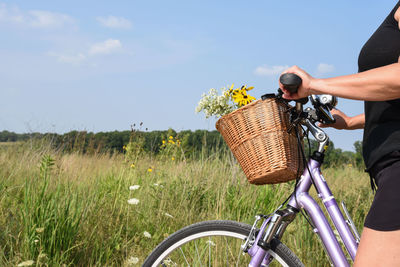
left=0, top=141, right=373, bottom=266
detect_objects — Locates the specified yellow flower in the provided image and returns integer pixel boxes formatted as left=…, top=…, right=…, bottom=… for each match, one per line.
left=130, top=163, right=135, bottom=168
left=171, top=157, right=175, bottom=161
left=162, top=140, right=166, bottom=145
left=232, top=88, right=256, bottom=107
left=169, top=136, right=173, bottom=140
left=241, top=91, right=256, bottom=105
left=232, top=89, right=244, bottom=106
left=148, top=168, right=153, bottom=172
left=226, top=83, right=235, bottom=96
left=123, top=145, right=127, bottom=150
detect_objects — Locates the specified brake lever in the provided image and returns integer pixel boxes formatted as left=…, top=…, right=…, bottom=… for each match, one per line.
left=318, top=106, right=336, bottom=124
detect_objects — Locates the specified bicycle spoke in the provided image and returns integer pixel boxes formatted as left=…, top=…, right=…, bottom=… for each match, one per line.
left=208, top=237, right=211, bottom=266
left=179, top=247, right=191, bottom=267
left=235, top=240, right=243, bottom=267
left=194, top=240, right=203, bottom=267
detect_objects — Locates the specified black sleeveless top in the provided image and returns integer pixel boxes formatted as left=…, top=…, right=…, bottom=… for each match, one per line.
left=358, top=1, right=400, bottom=170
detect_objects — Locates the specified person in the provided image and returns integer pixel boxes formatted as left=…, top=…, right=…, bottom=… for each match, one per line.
left=279, top=1, right=400, bottom=266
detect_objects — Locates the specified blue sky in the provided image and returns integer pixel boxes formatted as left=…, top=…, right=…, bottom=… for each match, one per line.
left=0, top=0, right=397, bottom=151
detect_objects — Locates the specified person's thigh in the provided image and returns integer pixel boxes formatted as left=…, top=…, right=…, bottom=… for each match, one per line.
left=354, top=227, right=400, bottom=266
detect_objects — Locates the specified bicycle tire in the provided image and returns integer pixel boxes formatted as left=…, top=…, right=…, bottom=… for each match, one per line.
left=143, top=220, right=304, bottom=267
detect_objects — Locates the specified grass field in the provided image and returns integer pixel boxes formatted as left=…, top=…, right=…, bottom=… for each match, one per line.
left=0, top=141, right=373, bottom=266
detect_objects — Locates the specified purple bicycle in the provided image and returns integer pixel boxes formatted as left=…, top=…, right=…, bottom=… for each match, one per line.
left=143, top=74, right=360, bottom=267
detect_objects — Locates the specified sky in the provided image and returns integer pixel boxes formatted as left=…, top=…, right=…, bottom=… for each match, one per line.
left=0, top=0, right=398, bottom=151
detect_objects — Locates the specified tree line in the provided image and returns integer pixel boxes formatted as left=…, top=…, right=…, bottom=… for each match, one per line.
left=0, top=129, right=364, bottom=169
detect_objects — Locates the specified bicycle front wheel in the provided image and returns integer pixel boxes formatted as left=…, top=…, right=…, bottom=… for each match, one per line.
left=143, top=220, right=303, bottom=267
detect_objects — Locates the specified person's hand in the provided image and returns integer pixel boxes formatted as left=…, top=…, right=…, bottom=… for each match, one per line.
left=318, top=108, right=352, bottom=130
left=279, top=65, right=315, bottom=100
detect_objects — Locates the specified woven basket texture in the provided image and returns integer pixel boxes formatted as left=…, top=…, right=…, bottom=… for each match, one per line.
left=215, top=98, right=303, bottom=185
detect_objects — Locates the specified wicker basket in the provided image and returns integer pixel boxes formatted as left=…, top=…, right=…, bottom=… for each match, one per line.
left=215, top=97, right=303, bottom=185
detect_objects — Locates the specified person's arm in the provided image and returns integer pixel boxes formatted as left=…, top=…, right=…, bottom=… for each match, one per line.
left=280, top=63, right=400, bottom=101
left=311, top=63, right=400, bottom=101
left=319, top=109, right=365, bottom=130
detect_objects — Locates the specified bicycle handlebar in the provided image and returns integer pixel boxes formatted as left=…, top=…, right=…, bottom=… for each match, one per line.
left=279, top=73, right=309, bottom=104
left=279, top=73, right=302, bottom=94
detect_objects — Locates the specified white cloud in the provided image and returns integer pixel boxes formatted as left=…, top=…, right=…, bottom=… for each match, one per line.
left=0, top=3, right=75, bottom=29
left=48, top=39, right=123, bottom=65
left=96, top=15, right=132, bottom=29
left=254, top=65, right=289, bottom=76
left=316, top=63, right=335, bottom=74
left=48, top=52, right=86, bottom=64
left=88, top=39, right=122, bottom=55
left=28, top=10, right=74, bottom=29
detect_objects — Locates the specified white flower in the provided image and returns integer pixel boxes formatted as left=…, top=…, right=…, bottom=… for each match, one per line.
left=127, top=198, right=139, bottom=205
left=17, top=260, right=35, bottom=266
left=127, top=256, right=139, bottom=265
left=163, top=258, right=177, bottom=266
left=129, top=185, right=140, bottom=191
left=206, top=240, right=216, bottom=246
left=153, top=183, right=159, bottom=186
left=164, top=212, right=174, bottom=218
left=144, top=231, right=152, bottom=238
left=196, top=87, right=234, bottom=118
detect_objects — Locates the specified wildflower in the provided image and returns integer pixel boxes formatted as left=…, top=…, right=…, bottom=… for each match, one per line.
left=130, top=163, right=135, bottom=168
left=144, top=231, right=152, bottom=238
left=206, top=240, right=216, bottom=246
left=163, top=258, right=177, bottom=266
left=171, top=157, right=175, bottom=161
left=34, top=239, right=39, bottom=244
left=123, top=145, right=127, bottom=151
left=232, top=88, right=256, bottom=107
left=195, top=87, right=234, bottom=118
left=36, top=227, right=44, bottom=233
left=37, top=253, right=47, bottom=263
left=227, top=83, right=235, bottom=95
left=162, top=140, right=166, bottom=145
left=129, top=185, right=140, bottom=191
left=17, top=260, right=34, bottom=266
left=153, top=183, right=164, bottom=188
left=164, top=212, right=174, bottom=218
left=128, top=198, right=140, bottom=205
left=127, top=256, right=139, bottom=265
left=148, top=168, right=153, bottom=173
left=169, top=136, right=173, bottom=140
left=348, top=163, right=353, bottom=167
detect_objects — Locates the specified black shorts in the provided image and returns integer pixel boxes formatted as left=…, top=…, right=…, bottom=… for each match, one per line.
left=364, top=151, right=400, bottom=231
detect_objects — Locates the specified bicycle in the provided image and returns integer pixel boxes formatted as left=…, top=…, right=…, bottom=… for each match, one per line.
left=143, top=73, right=360, bottom=267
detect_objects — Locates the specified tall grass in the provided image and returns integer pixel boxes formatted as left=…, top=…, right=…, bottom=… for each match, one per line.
left=0, top=141, right=372, bottom=266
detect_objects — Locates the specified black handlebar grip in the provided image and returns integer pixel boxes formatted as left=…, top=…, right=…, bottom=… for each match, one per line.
left=280, top=73, right=302, bottom=94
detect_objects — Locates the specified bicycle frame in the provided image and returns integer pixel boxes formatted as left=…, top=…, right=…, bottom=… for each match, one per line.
left=247, top=155, right=359, bottom=267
